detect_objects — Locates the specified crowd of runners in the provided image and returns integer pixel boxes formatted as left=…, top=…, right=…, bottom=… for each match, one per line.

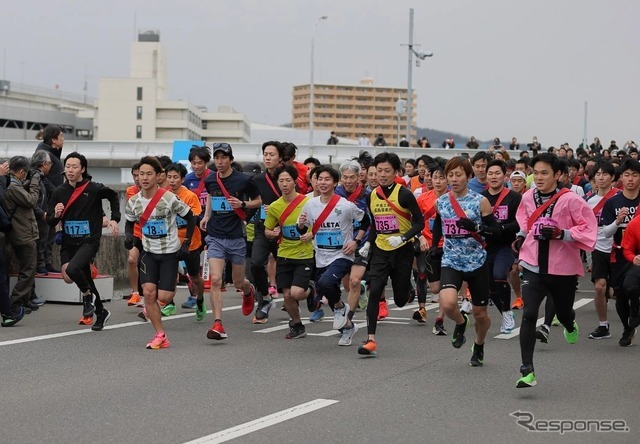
left=3, top=131, right=640, bottom=389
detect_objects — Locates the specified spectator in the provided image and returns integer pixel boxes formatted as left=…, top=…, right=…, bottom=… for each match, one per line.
left=526, top=136, right=541, bottom=155
left=609, top=140, right=619, bottom=152
left=629, top=147, right=639, bottom=160
left=327, top=131, right=339, bottom=145
left=492, top=138, right=504, bottom=151
left=466, top=136, right=479, bottom=150
left=30, top=151, right=54, bottom=276
left=418, top=137, right=431, bottom=148
left=441, top=138, right=455, bottom=149
left=373, top=133, right=387, bottom=147
left=399, top=136, right=410, bottom=147
left=358, top=133, right=371, bottom=146
left=624, top=140, right=637, bottom=150
left=590, top=137, right=603, bottom=154
left=509, top=137, right=519, bottom=151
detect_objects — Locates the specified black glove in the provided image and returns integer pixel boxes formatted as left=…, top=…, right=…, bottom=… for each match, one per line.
left=124, top=236, right=134, bottom=250
left=480, top=225, right=501, bottom=237
left=179, top=240, right=190, bottom=257
left=456, top=217, right=478, bottom=232
left=539, top=226, right=563, bottom=240
left=512, top=235, right=525, bottom=252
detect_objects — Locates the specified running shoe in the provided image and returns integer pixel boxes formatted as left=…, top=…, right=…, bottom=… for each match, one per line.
left=377, top=299, right=388, bottom=320
left=357, top=339, right=377, bottom=356
left=535, top=324, right=550, bottom=343
left=253, top=299, right=276, bottom=324
left=516, top=365, right=537, bottom=388
left=588, top=324, right=611, bottom=339
left=78, top=315, right=93, bottom=325
left=285, top=323, right=306, bottom=339
left=500, top=311, right=515, bottom=334
left=451, top=313, right=469, bottom=349
left=195, top=298, right=206, bottom=322
left=469, top=343, right=484, bottom=367
left=1, top=306, right=25, bottom=327
left=91, top=308, right=111, bottom=331
left=511, top=296, right=524, bottom=310
left=306, top=280, right=318, bottom=312
left=31, top=296, right=46, bottom=306
left=432, top=319, right=447, bottom=336
left=429, top=293, right=440, bottom=303
left=358, top=280, right=368, bottom=310
left=268, top=285, right=278, bottom=298
left=551, top=315, right=561, bottom=326
left=207, top=320, right=228, bottom=340
left=309, top=308, right=325, bottom=322
left=241, top=284, right=256, bottom=316
left=181, top=295, right=197, bottom=309
left=338, top=322, right=359, bottom=346
left=460, top=298, right=472, bottom=315
left=138, top=307, right=148, bottom=322
left=333, top=303, right=349, bottom=330
left=146, top=332, right=170, bottom=349
left=619, top=328, right=636, bottom=347
left=408, top=286, right=416, bottom=304
left=629, top=311, right=640, bottom=329
left=82, top=293, right=96, bottom=317
left=160, top=301, right=177, bottom=316
left=412, top=307, right=428, bottom=324
left=564, top=321, right=579, bottom=344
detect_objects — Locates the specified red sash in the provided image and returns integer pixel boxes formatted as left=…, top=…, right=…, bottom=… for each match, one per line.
left=527, top=188, right=570, bottom=231
left=572, top=175, right=581, bottom=186
left=139, top=188, right=167, bottom=229
left=195, top=169, right=211, bottom=198
left=448, top=192, right=486, bottom=248
left=265, top=173, right=281, bottom=198
left=592, top=188, right=619, bottom=215
left=423, top=204, right=437, bottom=221
left=347, top=184, right=362, bottom=202
left=312, top=194, right=340, bottom=236
left=278, top=194, right=306, bottom=243
left=61, top=181, right=91, bottom=218
left=216, top=173, right=247, bottom=221
left=491, top=187, right=510, bottom=212
left=375, top=186, right=411, bottom=221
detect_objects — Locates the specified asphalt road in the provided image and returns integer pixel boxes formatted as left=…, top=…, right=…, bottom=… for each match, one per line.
left=0, top=276, right=637, bottom=444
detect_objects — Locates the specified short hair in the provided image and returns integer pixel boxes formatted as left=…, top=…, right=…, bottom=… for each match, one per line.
left=618, top=158, right=640, bottom=175
left=131, top=162, right=140, bottom=173
left=165, top=162, right=188, bottom=178
left=470, top=151, right=490, bottom=165
left=531, top=152, right=562, bottom=173
left=274, top=164, right=298, bottom=181
left=156, top=155, right=173, bottom=171
left=43, top=124, right=62, bottom=145
left=444, top=156, right=473, bottom=177
left=188, top=145, right=212, bottom=163
left=310, top=165, right=323, bottom=180
left=428, top=158, right=446, bottom=177
left=590, top=160, right=616, bottom=180
left=9, top=155, right=29, bottom=173
left=64, top=151, right=88, bottom=173
left=303, top=157, right=321, bottom=167
left=261, top=141, right=285, bottom=159
left=567, top=157, right=581, bottom=170
left=30, top=150, right=51, bottom=169
left=139, top=156, right=163, bottom=174
left=404, top=158, right=417, bottom=168
left=515, top=157, right=529, bottom=167
left=314, top=165, right=340, bottom=183
left=353, top=150, right=373, bottom=168
left=558, top=158, right=569, bottom=175
left=417, top=154, right=434, bottom=166
left=373, top=152, right=401, bottom=171
left=629, top=147, right=639, bottom=155
left=487, top=159, right=507, bottom=175
left=339, top=160, right=361, bottom=175
left=282, top=142, right=298, bottom=160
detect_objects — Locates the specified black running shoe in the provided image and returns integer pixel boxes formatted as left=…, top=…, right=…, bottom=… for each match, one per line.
left=92, top=308, right=111, bottom=331
left=469, top=343, right=484, bottom=367
left=82, top=293, right=96, bottom=317
left=1, top=306, right=25, bottom=327
left=588, top=325, right=611, bottom=339
left=285, top=323, right=306, bottom=339
left=451, top=313, right=469, bottom=349
left=619, top=328, right=636, bottom=347
left=306, top=280, right=317, bottom=313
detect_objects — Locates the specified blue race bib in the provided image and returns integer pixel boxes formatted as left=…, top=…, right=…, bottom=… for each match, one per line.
left=176, top=215, right=187, bottom=228
left=211, top=196, right=231, bottom=212
left=316, top=230, right=343, bottom=249
left=64, top=220, right=90, bottom=237
left=282, top=224, right=300, bottom=240
left=142, top=219, right=168, bottom=238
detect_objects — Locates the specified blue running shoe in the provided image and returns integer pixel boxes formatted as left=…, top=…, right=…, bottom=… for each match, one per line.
left=309, top=308, right=325, bottom=322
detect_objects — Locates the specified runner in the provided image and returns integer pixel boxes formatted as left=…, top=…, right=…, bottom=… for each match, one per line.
left=431, top=156, right=497, bottom=366
left=125, top=162, right=143, bottom=307
left=46, top=152, right=120, bottom=330
left=620, top=208, right=640, bottom=345
left=482, top=160, right=522, bottom=334
left=467, top=152, right=490, bottom=193
left=298, top=165, right=367, bottom=342
left=513, top=152, right=597, bottom=387
left=358, top=152, right=424, bottom=357
left=200, top=143, right=261, bottom=340
left=508, top=170, right=527, bottom=310
left=263, top=165, right=314, bottom=339
left=124, top=156, right=196, bottom=348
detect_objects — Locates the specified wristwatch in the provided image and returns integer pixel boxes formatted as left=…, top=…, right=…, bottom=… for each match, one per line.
left=241, top=201, right=247, bottom=209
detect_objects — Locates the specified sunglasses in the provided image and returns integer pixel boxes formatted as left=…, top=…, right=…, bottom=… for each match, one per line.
left=213, top=142, right=231, bottom=149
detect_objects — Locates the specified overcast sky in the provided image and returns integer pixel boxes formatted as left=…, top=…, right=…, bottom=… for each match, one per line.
left=2, top=0, right=638, bottom=145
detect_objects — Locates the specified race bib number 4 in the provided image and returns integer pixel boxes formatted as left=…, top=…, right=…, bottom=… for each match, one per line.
left=442, top=218, right=470, bottom=238
left=211, top=196, right=231, bottom=212
left=316, top=230, right=343, bottom=249
left=374, top=215, right=399, bottom=234
left=142, top=219, right=168, bottom=238
left=532, top=216, right=558, bottom=240
left=64, top=220, right=90, bottom=237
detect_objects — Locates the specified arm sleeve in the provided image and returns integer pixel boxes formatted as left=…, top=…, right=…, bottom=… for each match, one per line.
left=99, top=184, right=121, bottom=223
left=365, top=193, right=377, bottom=246
left=431, top=212, right=443, bottom=248
left=398, top=187, right=425, bottom=240
left=183, top=209, right=196, bottom=241
left=125, top=219, right=134, bottom=237
left=602, top=221, right=619, bottom=238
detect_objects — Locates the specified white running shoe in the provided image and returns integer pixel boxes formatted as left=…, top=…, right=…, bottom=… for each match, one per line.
left=460, top=299, right=472, bottom=314
left=333, top=303, right=349, bottom=330
left=500, top=310, right=515, bottom=334
left=338, top=322, right=359, bottom=346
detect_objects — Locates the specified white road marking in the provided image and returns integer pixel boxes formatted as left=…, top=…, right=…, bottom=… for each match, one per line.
left=391, top=302, right=440, bottom=312
left=494, top=298, right=593, bottom=340
left=183, top=398, right=339, bottom=443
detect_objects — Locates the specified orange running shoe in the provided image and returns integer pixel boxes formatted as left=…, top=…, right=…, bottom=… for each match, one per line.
left=357, top=339, right=378, bottom=356
left=377, top=300, right=389, bottom=320
left=78, top=315, right=93, bottom=325
left=90, top=263, right=98, bottom=279
left=128, top=292, right=142, bottom=306
left=146, top=332, right=170, bottom=349
left=511, top=296, right=524, bottom=310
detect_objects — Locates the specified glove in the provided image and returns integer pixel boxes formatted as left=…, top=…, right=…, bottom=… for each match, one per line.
left=480, top=225, right=501, bottom=237
left=512, top=235, right=525, bottom=252
left=179, top=240, right=190, bottom=257
left=456, top=217, right=479, bottom=232
left=428, top=247, right=443, bottom=261
left=124, top=236, right=134, bottom=250
left=539, top=226, right=563, bottom=240
left=387, top=235, right=404, bottom=248
left=358, top=241, right=371, bottom=257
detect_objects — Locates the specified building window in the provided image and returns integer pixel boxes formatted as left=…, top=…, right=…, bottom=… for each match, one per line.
left=136, top=87, right=143, bottom=101
left=136, top=125, right=142, bottom=139
left=136, top=106, right=143, bottom=120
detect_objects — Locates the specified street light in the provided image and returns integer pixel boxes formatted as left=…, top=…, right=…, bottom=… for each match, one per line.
left=405, top=8, right=433, bottom=142
left=309, top=15, right=328, bottom=154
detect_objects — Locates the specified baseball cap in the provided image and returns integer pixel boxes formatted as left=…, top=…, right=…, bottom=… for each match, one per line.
left=510, top=171, right=527, bottom=181
left=212, top=142, right=233, bottom=157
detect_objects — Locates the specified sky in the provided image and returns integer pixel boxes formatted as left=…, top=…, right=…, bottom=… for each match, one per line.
left=2, top=0, right=638, bottom=146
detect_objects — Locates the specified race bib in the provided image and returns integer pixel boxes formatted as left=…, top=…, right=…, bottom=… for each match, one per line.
left=211, top=196, right=231, bottom=212
left=532, top=216, right=558, bottom=240
left=429, top=218, right=435, bottom=230
left=494, top=205, right=508, bottom=221
left=260, top=205, right=267, bottom=220
left=353, top=219, right=361, bottom=229
left=142, top=219, right=168, bottom=238
left=282, top=224, right=300, bottom=240
left=198, top=192, right=208, bottom=208
left=176, top=215, right=187, bottom=228
left=316, top=230, right=343, bottom=249
left=64, top=220, right=90, bottom=237
left=442, top=217, right=470, bottom=238
left=374, top=215, right=399, bottom=234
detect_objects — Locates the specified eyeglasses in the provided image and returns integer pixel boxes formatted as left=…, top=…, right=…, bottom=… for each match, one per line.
left=212, top=142, right=231, bottom=149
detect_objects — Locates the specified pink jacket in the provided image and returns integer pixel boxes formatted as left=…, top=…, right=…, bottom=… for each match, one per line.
left=517, top=189, right=597, bottom=276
